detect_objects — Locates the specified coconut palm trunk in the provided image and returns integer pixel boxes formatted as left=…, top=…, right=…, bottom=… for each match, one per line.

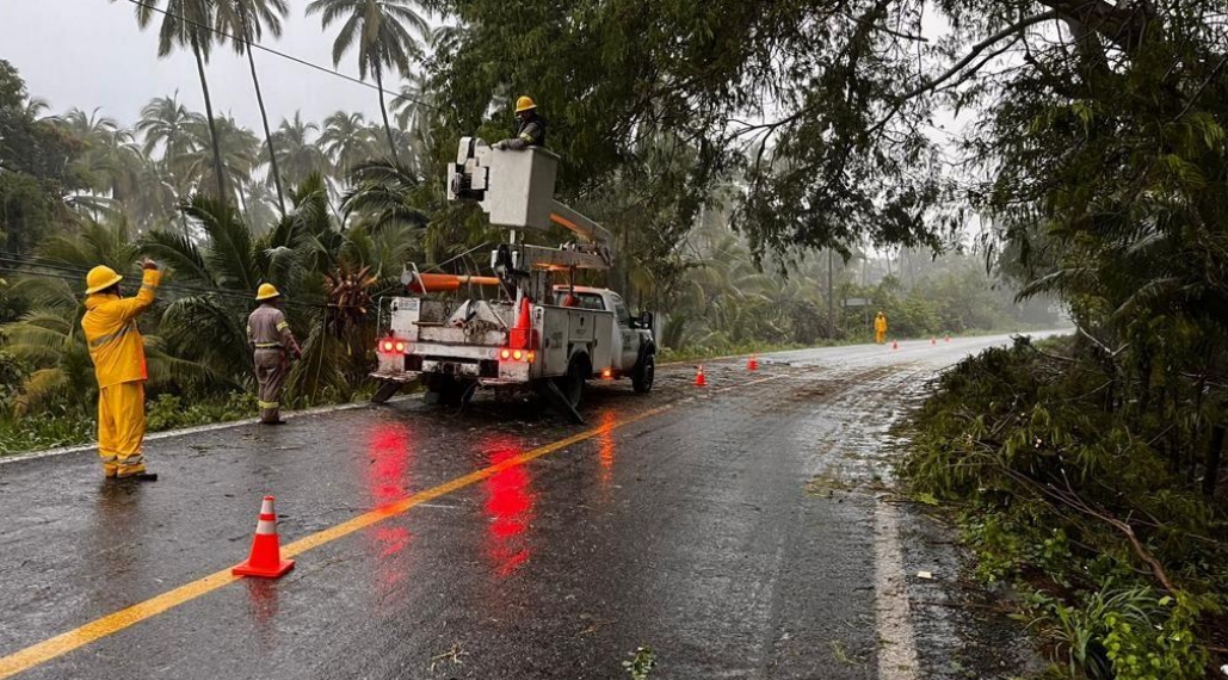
left=240, top=10, right=287, bottom=216
left=374, top=64, right=401, bottom=164
left=191, top=36, right=229, bottom=202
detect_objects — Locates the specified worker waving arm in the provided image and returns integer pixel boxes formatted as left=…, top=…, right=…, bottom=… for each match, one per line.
left=110, top=259, right=162, bottom=324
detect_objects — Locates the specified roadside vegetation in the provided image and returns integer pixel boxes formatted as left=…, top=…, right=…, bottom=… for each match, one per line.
left=906, top=336, right=1227, bottom=679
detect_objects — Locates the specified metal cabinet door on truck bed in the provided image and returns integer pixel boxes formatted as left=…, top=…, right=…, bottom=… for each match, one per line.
left=536, top=305, right=613, bottom=378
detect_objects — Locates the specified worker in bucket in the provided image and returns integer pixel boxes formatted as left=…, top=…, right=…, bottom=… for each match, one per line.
left=874, top=311, right=888, bottom=344
left=81, top=258, right=161, bottom=482
left=494, top=96, right=546, bottom=150
left=248, top=284, right=302, bottom=425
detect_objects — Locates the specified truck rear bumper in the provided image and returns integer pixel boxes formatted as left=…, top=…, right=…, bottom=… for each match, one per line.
left=478, top=377, right=531, bottom=387
left=370, top=371, right=422, bottom=383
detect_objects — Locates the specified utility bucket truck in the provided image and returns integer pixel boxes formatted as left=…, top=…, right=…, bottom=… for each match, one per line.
left=369, top=139, right=656, bottom=422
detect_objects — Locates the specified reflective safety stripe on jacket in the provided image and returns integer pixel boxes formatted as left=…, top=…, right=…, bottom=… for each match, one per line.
left=82, top=269, right=161, bottom=389
left=247, top=304, right=299, bottom=353
left=516, top=115, right=546, bottom=147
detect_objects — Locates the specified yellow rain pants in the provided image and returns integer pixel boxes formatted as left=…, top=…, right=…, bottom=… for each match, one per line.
left=97, top=382, right=147, bottom=477
left=874, top=315, right=888, bottom=344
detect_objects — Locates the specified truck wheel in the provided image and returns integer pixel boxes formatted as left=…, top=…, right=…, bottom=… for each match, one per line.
left=557, top=356, right=588, bottom=408
left=371, top=380, right=401, bottom=404
left=632, top=352, right=655, bottom=394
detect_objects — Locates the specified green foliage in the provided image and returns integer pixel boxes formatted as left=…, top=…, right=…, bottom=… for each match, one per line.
left=145, top=391, right=257, bottom=431
left=905, top=337, right=1227, bottom=679
left=1030, top=588, right=1210, bottom=680
left=0, top=412, right=94, bottom=455
left=622, top=646, right=655, bottom=680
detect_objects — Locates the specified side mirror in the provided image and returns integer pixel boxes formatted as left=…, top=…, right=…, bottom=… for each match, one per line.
left=637, top=311, right=654, bottom=330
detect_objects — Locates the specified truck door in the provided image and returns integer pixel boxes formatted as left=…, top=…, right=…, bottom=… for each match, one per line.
left=608, top=293, right=639, bottom=370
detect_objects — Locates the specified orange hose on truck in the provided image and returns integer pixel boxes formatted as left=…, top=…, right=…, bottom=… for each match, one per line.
left=407, top=273, right=502, bottom=293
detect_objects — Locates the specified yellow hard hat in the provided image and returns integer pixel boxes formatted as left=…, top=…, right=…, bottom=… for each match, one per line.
left=255, top=283, right=281, bottom=301
left=515, top=96, right=536, bottom=113
left=85, top=265, right=123, bottom=295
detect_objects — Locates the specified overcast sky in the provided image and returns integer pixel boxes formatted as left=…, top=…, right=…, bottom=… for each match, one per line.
left=0, top=0, right=431, bottom=132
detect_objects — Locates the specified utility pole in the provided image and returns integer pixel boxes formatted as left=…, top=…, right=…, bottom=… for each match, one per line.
left=827, top=249, right=835, bottom=338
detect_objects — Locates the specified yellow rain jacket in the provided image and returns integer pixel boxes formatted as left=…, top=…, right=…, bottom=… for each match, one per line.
left=82, top=269, right=161, bottom=388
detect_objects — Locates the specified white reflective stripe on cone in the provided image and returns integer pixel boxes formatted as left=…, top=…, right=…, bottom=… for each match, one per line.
left=255, top=496, right=278, bottom=534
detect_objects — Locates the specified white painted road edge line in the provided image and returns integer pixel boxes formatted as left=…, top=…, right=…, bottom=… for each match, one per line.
left=0, top=397, right=412, bottom=466
left=875, top=497, right=920, bottom=680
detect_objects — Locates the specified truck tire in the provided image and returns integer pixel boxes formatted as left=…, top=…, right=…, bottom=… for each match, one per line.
left=632, top=352, right=655, bottom=394
left=371, top=380, right=401, bottom=404
left=556, top=355, right=588, bottom=408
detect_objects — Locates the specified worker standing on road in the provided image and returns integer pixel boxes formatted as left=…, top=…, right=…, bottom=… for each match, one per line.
left=248, top=284, right=302, bottom=425
left=82, top=258, right=161, bottom=482
left=493, top=96, right=546, bottom=150
left=874, top=311, right=888, bottom=344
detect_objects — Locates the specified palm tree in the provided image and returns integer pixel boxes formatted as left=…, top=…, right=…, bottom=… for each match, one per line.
left=214, top=0, right=289, bottom=216
left=305, top=0, right=429, bottom=163
left=341, top=159, right=430, bottom=235
left=115, top=0, right=229, bottom=201
left=271, top=111, right=331, bottom=188
left=58, top=108, right=146, bottom=213
left=320, top=111, right=375, bottom=179
left=181, top=113, right=260, bottom=204
left=22, top=96, right=52, bottom=120
left=137, top=94, right=195, bottom=161
left=136, top=94, right=197, bottom=234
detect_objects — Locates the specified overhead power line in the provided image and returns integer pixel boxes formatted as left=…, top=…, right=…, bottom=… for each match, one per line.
left=120, top=0, right=441, bottom=113
left=0, top=255, right=334, bottom=310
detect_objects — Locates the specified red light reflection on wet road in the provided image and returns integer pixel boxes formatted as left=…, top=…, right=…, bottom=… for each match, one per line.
left=365, top=423, right=416, bottom=594
left=597, top=411, right=617, bottom=493
left=480, top=436, right=536, bottom=577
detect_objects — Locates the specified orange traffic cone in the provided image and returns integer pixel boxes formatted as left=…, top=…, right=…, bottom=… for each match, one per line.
left=508, top=297, right=532, bottom=349
left=695, top=365, right=707, bottom=387
left=891, top=340, right=899, bottom=351
left=931, top=337, right=936, bottom=345
left=233, top=496, right=295, bottom=578
left=747, top=353, right=759, bottom=371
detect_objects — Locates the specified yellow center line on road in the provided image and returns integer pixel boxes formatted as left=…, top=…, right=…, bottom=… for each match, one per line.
left=0, top=373, right=785, bottom=679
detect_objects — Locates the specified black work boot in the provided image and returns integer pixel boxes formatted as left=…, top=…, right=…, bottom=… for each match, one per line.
left=117, top=472, right=159, bottom=482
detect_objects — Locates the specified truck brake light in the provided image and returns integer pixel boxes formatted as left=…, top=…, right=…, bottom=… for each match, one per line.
left=499, top=348, right=534, bottom=363
left=394, top=341, right=406, bottom=353
left=381, top=339, right=394, bottom=353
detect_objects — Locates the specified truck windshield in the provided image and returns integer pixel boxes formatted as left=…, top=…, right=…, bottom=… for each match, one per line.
left=553, top=291, right=606, bottom=311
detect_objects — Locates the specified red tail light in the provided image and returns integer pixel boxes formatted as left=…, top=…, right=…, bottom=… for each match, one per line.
left=602, top=368, right=613, bottom=379
left=381, top=340, right=394, bottom=352
left=394, top=341, right=406, bottom=353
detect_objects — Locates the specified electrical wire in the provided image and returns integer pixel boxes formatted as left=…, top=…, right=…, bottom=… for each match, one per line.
left=120, top=0, right=442, bottom=113
left=0, top=255, right=328, bottom=310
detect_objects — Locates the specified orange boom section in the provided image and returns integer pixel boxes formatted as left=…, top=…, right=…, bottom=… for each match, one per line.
left=407, top=273, right=502, bottom=293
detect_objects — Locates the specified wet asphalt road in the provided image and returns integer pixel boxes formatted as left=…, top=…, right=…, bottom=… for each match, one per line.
left=0, top=332, right=1064, bottom=680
